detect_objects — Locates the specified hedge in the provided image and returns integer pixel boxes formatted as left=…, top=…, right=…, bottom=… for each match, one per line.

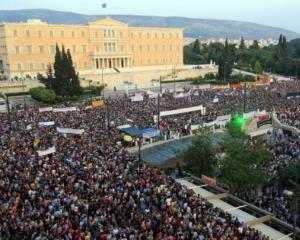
left=29, top=87, right=56, bottom=103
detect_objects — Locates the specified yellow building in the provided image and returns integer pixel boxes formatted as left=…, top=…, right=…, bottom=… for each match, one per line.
left=0, top=17, right=183, bottom=81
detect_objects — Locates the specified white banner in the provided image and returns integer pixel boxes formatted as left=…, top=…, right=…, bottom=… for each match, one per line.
left=213, top=97, right=219, bottom=103
left=56, top=127, right=84, bottom=135
left=117, top=124, right=132, bottom=130
left=39, top=121, right=55, bottom=127
left=39, top=107, right=53, bottom=112
left=130, top=95, right=144, bottom=102
left=53, top=107, right=77, bottom=113
left=158, top=105, right=204, bottom=117
left=37, top=146, right=56, bottom=157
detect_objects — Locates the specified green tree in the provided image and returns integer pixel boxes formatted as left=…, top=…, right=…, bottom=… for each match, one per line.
left=67, top=49, right=81, bottom=96
left=239, top=37, right=246, bottom=49
left=251, top=40, right=260, bottom=49
left=219, top=124, right=268, bottom=197
left=253, top=60, right=263, bottom=74
left=218, top=38, right=233, bottom=81
left=193, top=39, right=201, bottom=54
left=181, top=131, right=217, bottom=177
left=37, top=63, right=54, bottom=89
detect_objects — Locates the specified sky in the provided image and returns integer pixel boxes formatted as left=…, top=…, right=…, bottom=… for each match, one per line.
left=2, top=0, right=300, bottom=33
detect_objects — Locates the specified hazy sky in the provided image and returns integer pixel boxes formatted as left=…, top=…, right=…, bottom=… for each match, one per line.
left=2, top=0, right=300, bottom=33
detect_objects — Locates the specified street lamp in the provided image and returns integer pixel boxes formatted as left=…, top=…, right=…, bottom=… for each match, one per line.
left=137, top=137, right=142, bottom=161
left=21, top=71, right=26, bottom=109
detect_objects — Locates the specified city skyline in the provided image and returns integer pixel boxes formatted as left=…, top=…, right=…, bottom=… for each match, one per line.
left=1, top=0, right=300, bottom=33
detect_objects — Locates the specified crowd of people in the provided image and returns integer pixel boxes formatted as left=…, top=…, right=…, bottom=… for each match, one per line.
left=0, top=80, right=299, bottom=238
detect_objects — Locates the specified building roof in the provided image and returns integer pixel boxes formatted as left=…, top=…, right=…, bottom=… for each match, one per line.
left=89, top=17, right=128, bottom=27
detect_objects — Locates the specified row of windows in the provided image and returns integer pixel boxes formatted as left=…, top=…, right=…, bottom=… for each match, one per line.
left=14, top=44, right=181, bottom=54
left=12, top=29, right=180, bottom=39
left=132, top=45, right=180, bottom=52
left=16, top=61, right=88, bottom=71
left=14, top=45, right=88, bottom=54
left=13, top=29, right=86, bottom=38
left=130, top=32, right=180, bottom=39
left=133, top=58, right=181, bottom=65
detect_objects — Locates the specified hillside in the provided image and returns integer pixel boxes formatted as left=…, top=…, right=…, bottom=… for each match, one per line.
left=0, top=9, right=299, bottom=40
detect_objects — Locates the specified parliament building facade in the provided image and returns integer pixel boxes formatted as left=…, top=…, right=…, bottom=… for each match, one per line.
left=0, top=17, right=184, bottom=80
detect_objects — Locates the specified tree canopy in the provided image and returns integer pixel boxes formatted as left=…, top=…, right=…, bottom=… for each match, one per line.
left=38, top=44, right=82, bottom=98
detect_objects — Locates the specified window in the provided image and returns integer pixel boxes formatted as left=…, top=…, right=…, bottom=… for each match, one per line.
left=81, top=31, right=85, bottom=38
left=27, top=45, right=32, bottom=54
left=50, top=45, right=55, bottom=53
left=82, top=45, right=86, bottom=53
left=39, top=45, right=44, bottom=53
left=112, top=43, right=116, bottom=52
left=104, top=30, right=107, bottom=38
left=169, top=45, right=172, bottom=51
left=13, top=29, right=18, bottom=37
left=120, top=45, right=124, bottom=52
left=162, top=33, right=165, bottom=39
left=72, top=45, right=76, bottom=53
left=72, top=31, right=75, bottom=38
left=131, top=32, right=134, bottom=38
left=95, top=31, right=98, bottom=38
left=29, top=62, right=34, bottom=70
left=139, top=45, right=142, bottom=51
left=26, top=30, right=30, bottom=37
left=41, top=63, right=45, bottom=70
left=120, top=32, right=123, bottom=38
left=104, top=43, right=108, bottom=52
left=111, top=30, right=115, bottom=38
left=176, top=33, right=179, bottom=39
left=17, top=63, right=22, bottom=71
left=38, top=30, right=42, bottom=37
left=155, top=33, right=158, bottom=38
left=108, top=43, right=112, bottom=52
left=131, top=46, right=134, bottom=52
left=176, top=45, right=179, bottom=51
left=169, top=33, right=172, bottom=39
left=96, top=45, right=99, bottom=52
left=61, top=31, right=64, bottom=37
left=15, top=46, right=20, bottom=54
left=49, top=30, right=53, bottom=38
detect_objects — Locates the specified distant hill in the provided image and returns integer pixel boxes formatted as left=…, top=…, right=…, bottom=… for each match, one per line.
left=0, top=9, right=299, bottom=40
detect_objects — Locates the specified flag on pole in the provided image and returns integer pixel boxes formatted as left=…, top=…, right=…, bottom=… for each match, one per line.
left=102, top=3, right=107, bottom=8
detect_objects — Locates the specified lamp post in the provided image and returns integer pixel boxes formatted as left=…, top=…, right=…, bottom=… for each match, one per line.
left=157, top=76, right=162, bottom=131
left=243, top=82, right=247, bottom=113
left=137, top=137, right=142, bottom=162
left=21, top=71, right=26, bottom=109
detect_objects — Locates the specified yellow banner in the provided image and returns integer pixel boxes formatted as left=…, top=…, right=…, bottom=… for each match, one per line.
left=212, top=84, right=229, bottom=90
left=92, top=100, right=104, bottom=108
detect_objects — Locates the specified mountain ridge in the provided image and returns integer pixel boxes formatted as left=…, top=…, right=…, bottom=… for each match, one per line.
left=0, top=9, right=299, bottom=40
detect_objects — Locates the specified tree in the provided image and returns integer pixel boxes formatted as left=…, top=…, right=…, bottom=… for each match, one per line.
left=38, top=44, right=82, bottom=98
left=37, top=63, right=54, bottom=89
left=254, top=60, right=263, bottom=74
left=67, top=49, right=81, bottom=96
left=181, top=130, right=217, bottom=177
left=193, top=39, right=201, bottom=54
left=251, top=40, right=260, bottom=49
left=218, top=38, right=233, bottom=81
left=219, top=124, right=268, bottom=197
left=239, top=37, right=246, bottom=49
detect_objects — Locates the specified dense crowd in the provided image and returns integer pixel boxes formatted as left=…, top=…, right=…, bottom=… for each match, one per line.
left=0, top=80, right=300, bottom=238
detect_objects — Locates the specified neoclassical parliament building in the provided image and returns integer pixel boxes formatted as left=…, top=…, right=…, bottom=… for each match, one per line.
left=0, top=17, right=184, bottom=81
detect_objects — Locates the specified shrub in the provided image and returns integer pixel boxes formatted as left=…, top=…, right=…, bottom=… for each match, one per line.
left=29, top=87, right=56, bottom=103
